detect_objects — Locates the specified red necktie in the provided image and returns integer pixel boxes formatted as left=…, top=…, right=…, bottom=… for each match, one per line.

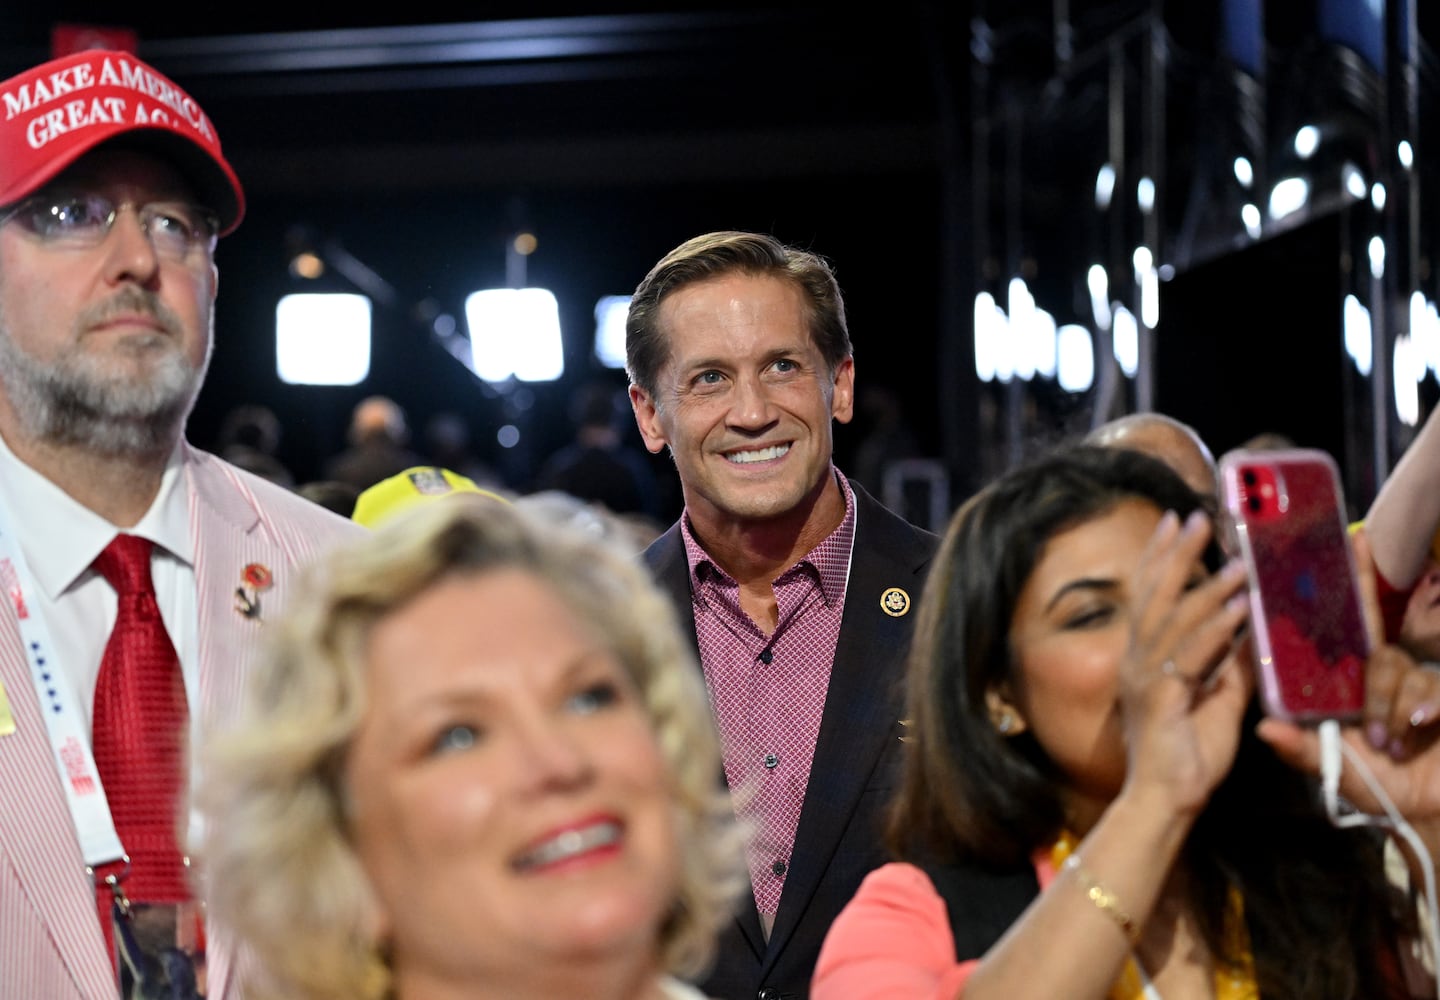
left=91, top=534, right=190, bottom=928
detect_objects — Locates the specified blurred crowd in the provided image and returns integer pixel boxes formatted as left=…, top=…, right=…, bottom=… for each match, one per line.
left=215, top=388, right=671, bottom=552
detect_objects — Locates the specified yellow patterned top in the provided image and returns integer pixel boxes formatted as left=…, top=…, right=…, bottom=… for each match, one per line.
left=1049, top=832, right=1259, bottom=1000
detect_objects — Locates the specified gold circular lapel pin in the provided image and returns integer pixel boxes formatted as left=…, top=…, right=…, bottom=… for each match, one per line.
left=880, top=586, right=911, bottom=617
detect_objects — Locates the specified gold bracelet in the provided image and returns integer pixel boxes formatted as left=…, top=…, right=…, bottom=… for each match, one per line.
left=1062, top=853, right=1139, bottom=943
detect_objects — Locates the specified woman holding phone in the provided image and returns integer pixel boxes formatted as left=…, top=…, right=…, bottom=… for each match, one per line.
left=814, top=444, right=1440, bottom=999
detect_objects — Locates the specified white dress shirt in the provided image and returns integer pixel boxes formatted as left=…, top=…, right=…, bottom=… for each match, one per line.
left=0, top=431, right=199, bottom=740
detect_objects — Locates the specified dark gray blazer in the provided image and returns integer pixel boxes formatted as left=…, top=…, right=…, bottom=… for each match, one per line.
left=643, top=478, right=939, bottom=1000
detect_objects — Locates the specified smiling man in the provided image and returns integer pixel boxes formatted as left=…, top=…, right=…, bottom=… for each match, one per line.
left=0, top=49, right=363, bottom=1000
left=626, top=230, right=940, bottom=1000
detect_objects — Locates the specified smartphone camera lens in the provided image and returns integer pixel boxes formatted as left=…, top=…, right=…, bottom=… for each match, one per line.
left=1248, top=495, right=1262, bottom=512
left=1242, top=469, right=1257, bottom=486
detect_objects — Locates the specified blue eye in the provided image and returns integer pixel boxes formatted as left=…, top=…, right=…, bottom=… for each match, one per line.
left=37, top=194, right=111, bottom=236
left=568, top=682, right=620, bottom=715
left=431, top=724, right=480, bottom=755
left=147, top=206, right=197, bottom=239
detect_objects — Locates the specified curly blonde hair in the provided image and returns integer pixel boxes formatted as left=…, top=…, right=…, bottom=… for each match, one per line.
left=196, top=493, right=746, bottom=1000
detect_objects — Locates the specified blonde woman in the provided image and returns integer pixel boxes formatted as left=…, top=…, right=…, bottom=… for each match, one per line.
left=196, top=493, right=746, bottom=1000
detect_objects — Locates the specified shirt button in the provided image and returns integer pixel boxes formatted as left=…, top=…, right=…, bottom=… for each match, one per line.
left=772, top=860, right=787, bottom=876
left=758, top=991, right=781, bottom=1000
left=763, top=752, right=780, bottom=769
left=759, top=648, right=773, bottom=664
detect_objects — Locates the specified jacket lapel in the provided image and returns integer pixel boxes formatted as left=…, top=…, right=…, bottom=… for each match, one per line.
left=0, top=570, right=119, bottom=998
left=186, top=452, right=264, bottom=733
left=183, top=452, right=276, bottom=1000
left=761, top=484, right=929, bottom=963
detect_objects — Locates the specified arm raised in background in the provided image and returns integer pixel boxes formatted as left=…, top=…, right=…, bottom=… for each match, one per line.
left=1365, top=404, right=1440, bottom=593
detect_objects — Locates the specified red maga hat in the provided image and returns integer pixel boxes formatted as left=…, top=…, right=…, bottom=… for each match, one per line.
left=0, top=49, right=244, bottom=235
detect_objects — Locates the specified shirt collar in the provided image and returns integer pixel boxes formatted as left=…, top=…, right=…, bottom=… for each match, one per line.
left=681, top=465, right=857, bottom=606
left=0, top=431, right=193, bottom=600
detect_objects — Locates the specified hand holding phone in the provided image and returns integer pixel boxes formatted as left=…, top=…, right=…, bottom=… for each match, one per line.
left=1219, top=448, right=1369, bottom=724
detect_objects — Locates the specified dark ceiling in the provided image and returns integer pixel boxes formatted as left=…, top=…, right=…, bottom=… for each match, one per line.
left=0, top=6, right=970, bottom=199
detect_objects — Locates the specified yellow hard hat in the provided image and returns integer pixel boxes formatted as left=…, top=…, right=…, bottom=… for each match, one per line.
left=351, top=466, right=510, bottom=528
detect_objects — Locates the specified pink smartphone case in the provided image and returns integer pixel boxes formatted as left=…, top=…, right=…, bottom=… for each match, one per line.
left=1219, top=448, right=1368, bottom=724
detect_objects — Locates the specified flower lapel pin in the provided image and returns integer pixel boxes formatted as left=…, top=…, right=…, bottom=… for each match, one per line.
left=235, top=562, right=273, bottom=621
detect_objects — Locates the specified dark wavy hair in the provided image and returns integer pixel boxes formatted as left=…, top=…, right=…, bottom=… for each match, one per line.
left=624, top=230, right=852, bottom=401
left=888, top=442, right=1412, bottom=999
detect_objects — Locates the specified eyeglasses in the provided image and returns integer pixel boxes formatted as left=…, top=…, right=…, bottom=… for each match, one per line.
left=0, top=193, right=218, bottom=262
